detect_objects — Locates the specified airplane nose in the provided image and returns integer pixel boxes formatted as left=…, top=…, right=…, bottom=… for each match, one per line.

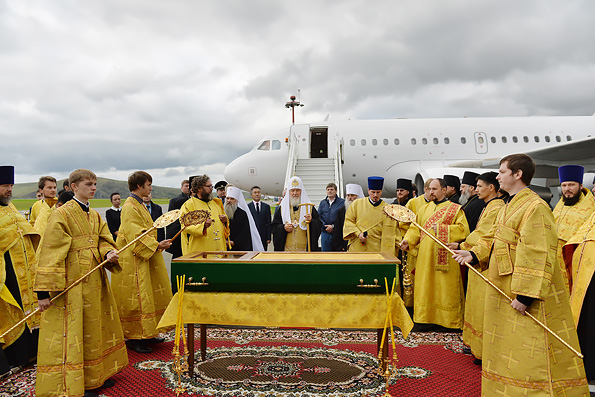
left=224, top=154, right=250, bottom=187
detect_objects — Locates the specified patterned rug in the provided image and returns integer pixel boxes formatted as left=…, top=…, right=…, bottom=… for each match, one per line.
left=0, top=328, right=481, bottom=397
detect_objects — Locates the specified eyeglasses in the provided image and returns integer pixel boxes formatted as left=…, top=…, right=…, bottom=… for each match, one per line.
left=204, top=184, right=213, bottom=188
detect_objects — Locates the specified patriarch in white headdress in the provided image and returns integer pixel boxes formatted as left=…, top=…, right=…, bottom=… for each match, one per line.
left=280, top=176, right=313, bottom=230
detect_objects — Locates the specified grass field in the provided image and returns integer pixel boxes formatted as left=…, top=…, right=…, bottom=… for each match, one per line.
left=11, top=198, right=170, bottom=211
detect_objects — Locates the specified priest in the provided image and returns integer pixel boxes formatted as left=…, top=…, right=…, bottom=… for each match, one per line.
left=179, top=175, right=229, bottom=255
left=401, top=178, right=469, bottom=329
left=332, top=183, right=364, bottom=252
left=343, top=176, right=401, bottom=256
left=0, top=165, right=41, bottom=377
left=553, top=165, right=595, bottom=292
left=271, top=176, right=322, bottom=251
left=453, top=154, right=588, bottom=395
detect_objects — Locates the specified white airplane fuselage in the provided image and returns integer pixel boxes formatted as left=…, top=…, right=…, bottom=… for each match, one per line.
left=224, top=116, right=595, bottom=196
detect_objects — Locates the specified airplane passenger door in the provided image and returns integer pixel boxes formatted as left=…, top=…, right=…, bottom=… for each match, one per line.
left=310, top=127, right=328, bottom=158
left=290, top=124, right=311, bottom=159
left=474, top=132, right=488, bottom=154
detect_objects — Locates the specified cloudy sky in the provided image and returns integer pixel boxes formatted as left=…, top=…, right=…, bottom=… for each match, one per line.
left=2, top=0, right=595, bottom=187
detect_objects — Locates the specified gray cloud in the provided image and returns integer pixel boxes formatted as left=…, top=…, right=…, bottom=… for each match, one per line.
left=2, top=0, right=595, bottom=187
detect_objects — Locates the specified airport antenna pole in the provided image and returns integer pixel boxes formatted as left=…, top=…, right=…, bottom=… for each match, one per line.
left=285, top=93, right=304, bottom=124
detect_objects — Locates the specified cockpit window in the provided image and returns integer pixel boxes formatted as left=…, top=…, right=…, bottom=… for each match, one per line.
left=257, top=140, right=271, bottom=150
left=272, top=140, right=281, bottom=150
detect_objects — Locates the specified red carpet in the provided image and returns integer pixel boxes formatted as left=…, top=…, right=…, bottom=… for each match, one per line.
left=0, top=328, right=481, bottom=396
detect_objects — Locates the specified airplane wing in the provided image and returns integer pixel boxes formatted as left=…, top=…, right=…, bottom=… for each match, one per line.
left=449, top=136, right=595, bottom=176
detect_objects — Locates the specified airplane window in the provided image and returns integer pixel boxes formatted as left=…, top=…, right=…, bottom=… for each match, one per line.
left=534, top=136, right=539, bottom=143
left=461, top=137, right=467, bottom=144
left=272, top=140, right=281, bottom=150
left=411, top=138, right=417, bottom=145
left=372, top=139, right=378, bottom=146
left=490, top=137, right=496, bottom=143
left=433, top=138, right=439, bottom=144
left=556, top=136, right=561, bottom=142
left=258, top=140, right=271, bottom=150
left=566, top=135, right=572, bottom=141
left=545, top=136, right=551, bottom=143
left=478, top=137, right=485, bottom=144
left=523, top=136, right=529, bottom=143
left=512, top=136, right=518, bottom=143
left=422, top=138, right=427, bottom=145
left=383, top=139, right=389, bottom=145
left=444, top=137, right=450, bottom=144
left=350, top=139, right=355, bottom=146
left=394, top=138, right=400, bottom=145
left=361, top=139, right=367, bottom=146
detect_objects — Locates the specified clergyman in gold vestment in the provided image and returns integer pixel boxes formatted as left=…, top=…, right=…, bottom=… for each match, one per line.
left=454, top=155, right=588, bottom=396
left=552, top=165, right=595, bottom=292
left=112, top=171, right=173, bottom=354
left=180, top=175, right=229, bottom=255
left=402, top=178, right=469, bottom=329
left=0, top=166, right=41, bottom=375
left=343, top=176, right=401, bottom=257
left=34, top=170, right=128, bottom=397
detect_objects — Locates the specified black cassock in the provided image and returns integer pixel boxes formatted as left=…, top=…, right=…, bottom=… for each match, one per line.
left=461, top=194, right=486, bottom=232
left=271, top=206, right=323, bottom=251
left=578, top=279, right=595, bottom=380
left=229, top=207, right=252, bottom=251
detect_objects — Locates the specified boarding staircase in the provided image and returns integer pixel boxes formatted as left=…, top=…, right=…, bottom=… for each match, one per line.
left=283, top=127, right=344, bottom=207
left=294, top=158, right=336, bottom=205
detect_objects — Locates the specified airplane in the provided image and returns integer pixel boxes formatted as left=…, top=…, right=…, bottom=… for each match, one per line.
left=224, top=115, right=595, bottom=204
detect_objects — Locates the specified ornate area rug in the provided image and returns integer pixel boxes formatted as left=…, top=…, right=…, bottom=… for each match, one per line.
left=0, top=328, right=481, bottom=397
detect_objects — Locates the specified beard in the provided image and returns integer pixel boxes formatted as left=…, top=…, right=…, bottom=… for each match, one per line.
left=0, top=194, right=11, bottom=206
left=200, top=191, right=212, bottom=201
left=562, top=193, right=581, bottom=206
left=459, top=190, right=471, bottom=206
left=345, top=198, right=354, bottom=210
left=224, top=201, right=237, bottom=220
left=290, top=197, right=301, bottom=208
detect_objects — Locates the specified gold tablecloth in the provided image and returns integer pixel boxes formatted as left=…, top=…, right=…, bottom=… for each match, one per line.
left=157, top=292, right=413, bottom=338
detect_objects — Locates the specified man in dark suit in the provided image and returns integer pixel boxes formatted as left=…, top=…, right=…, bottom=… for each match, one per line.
left=165, top=179, right=191, bottom=258
left=247, top=185, right=271, bottom=251
left=142, top=192, right=164, bottom=241
left=105, top=192, right=122, bottom=241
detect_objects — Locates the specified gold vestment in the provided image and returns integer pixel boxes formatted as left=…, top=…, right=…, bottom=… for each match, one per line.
left=472, top=188, right=588, bottom=395
left=112, top=198, right=173, bottom=339
left=404, top=200, right=469, bottom=329
left=34, top=200, right=128, bottom=397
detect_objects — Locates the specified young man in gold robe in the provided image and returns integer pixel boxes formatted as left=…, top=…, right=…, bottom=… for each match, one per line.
left=401, top=178, right=469, bottom=330
left=112, top=171, right=173, bottom=354
left=553, top=165, right=595, bottom=292
left=454, top=154, right=588, bottom=396
left=564, top=211, right=595, bottom=383
left=179, top=174, right=229, bottom=255
left=0, top=165, right=41, bottom=376
left=448, top=171, right=504, bottom=364
left=29, top=176, right=57, bottom=227
left=343, top=176, right=401, bottom=255
left=34, top=169, right=128, bottom=397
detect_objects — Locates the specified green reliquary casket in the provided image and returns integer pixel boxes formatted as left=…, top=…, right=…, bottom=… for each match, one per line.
left=172, top=251, right=400, bottom=294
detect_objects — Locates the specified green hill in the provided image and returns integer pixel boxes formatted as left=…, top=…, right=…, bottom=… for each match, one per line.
left=12, top=177, right=181, bottom=199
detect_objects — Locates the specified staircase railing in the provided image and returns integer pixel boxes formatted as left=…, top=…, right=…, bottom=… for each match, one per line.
left=283, top=130, right=299, bottom=191
left=334, top=135, right=344, bottom=198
